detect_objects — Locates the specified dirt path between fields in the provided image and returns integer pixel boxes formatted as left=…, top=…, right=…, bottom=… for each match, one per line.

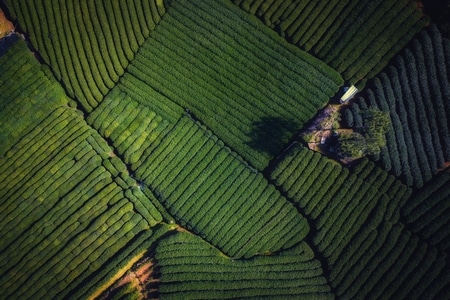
left=300, top=104, right=340, bottom=153
left=0, top=8, right=14, bottom=39
left=298, top=104, right=361, bottom=164
left=116, top=260, right=156, bottom=298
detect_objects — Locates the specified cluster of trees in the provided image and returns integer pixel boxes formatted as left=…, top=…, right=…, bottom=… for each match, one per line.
left=6, top=0, right=167, bottom=111
left=233, top=0, right=427, bottom=85
left=340, top=25, right=450, bottom=187
left=124, top=0, right=342, bottom=170
left=129, top=116, right=309, bottom=259
left=155, top=232, right=333, bottom=299
left=337, top=107, right=390, bottom=159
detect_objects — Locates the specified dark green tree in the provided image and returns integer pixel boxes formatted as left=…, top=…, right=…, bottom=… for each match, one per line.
left=337, top=107, right=390, bottom=158
left=336, top=131, right=367, bottom=158
left=361, top=107, right=390, bottom=155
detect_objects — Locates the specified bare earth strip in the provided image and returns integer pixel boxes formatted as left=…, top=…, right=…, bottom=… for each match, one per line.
left=89, top=251, right=148, bottom=300
left=100, top=258, right=159, bottom=300
left=0, top=8, right=14, bottom=39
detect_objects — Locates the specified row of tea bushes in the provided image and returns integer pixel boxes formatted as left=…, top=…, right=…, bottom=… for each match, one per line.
left=133, top=116, right=309, bottom=259
left=270, top=145, right=411, bottom=265
left=87, top=86, right=309, bottom=259
left=267, top=145, right=450, bottom=298
left=6, top=0, right=167, bottom=111
left=233, top=0, right=427, bottom=85
left=154, top=231, right=333, bottom=299
left=402, top=171, right=450, bottom=253
left=331, top=222, right=448, bottom=299
left=0, top=38, right=69, bottom=154
left=0, top=111, right=161, bottom=299
left=87, top=90, right=172, bottom=169
left=70, top=225, right=171, bottom=300
left=0, top=40, right=163, bottom=299
left=341, top=25, right=450, bottom=187
left=126, top=0, right=342, bottom=169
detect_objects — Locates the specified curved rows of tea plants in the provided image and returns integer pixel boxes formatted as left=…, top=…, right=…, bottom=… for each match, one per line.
left=94, top=107, right=309, bottom=258
left=85, top=71, right=310, bottom=262
left=126, top=0, right=343, bottom=169
left=270, top=145, right=411, bottom=262
left=0, top=114, right=158, bottom=299
left=0, top=38, right=69, bottom=153
left=402, top=171, right=450, bottom=253
left=0, top=39, right=163, bottom=299
left=155, top=231, right=333, bottom=299
left=341, top=25, right=450, bottom=188
left=71, top=224, right=171, bottom=300
left=5, top=0, right=167, bottom=112
left=233, top=0, right=427, bottom=85
left=87, top=89, right=172, bottom=168
left=269, top=144, right=450, bottom=299
left=86, top=86, right=309, bottom=259
left=331, top=223, right=449, bottom=300
left=2, top=0, right=450, bottom=299
left=117, top=73, right=185, bottom=123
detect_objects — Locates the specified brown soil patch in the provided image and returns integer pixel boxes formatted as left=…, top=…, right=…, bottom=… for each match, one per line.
left=99, top=256, right=160, bottom=300
left=301, top=104, right=339, bottom=151
left=0, top=8, right=14, bottom=39
left=302, top=104, right=340, bottom=136
left=175, top=225, right=190, bottom=233
left=116, top=260, right=155, bottom=298
left=89, top=251, right=146, bottom=300
left=437, top=161, right=450, bottom=172
left=301, top=104, right=362, bottom=165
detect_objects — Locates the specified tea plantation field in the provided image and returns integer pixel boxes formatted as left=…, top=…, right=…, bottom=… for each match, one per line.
left=0, top=0, right=449, bottom=299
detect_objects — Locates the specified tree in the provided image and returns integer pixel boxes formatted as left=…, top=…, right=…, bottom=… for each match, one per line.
left=336, top=108, right=390, bottom=158
left=336, top=131, right=367, bottom=158
left=361, top=108, right=390, bottom=155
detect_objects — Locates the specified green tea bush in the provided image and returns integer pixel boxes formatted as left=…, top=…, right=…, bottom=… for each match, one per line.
left=133, top=116, right=308, bottom=258
left=124, top=0, right=342, bottom=169
left=341, top=26, right=450, bottom=187
left=234, top=0, right=425, bottom=84
left=402, top=172, right=450, bottom=251
left=155, top=232, right=333, bottom=299
left=6, top=0, right=168, bottom=111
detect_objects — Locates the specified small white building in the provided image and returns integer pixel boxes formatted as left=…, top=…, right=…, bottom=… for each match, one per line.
left=340, top=85, right=358, bottom=103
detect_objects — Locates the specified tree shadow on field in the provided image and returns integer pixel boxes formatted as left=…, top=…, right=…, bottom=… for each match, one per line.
left=246, top=117, right=299, bottom=157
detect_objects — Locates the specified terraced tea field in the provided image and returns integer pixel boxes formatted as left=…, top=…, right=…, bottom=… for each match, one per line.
left=0, top=0, right=449, bottom=299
